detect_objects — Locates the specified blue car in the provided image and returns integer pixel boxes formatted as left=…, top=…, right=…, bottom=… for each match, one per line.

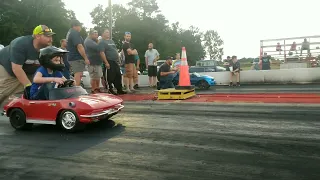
left=172, top=72, right=215, bottom=90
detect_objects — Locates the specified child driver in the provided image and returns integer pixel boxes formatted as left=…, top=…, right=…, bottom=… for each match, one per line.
left=30, top=46, right=68, bottom=100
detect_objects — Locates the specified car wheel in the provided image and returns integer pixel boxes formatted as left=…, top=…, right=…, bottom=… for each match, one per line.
left=198, top=80, right=210, bottom=90
left=9, top=108, right=33, bottom=130
left=58, top=110, right=83, bottom=132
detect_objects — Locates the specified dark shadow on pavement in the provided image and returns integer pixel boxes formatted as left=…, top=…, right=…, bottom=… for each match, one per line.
left=6, top=119, right=126, bottom=156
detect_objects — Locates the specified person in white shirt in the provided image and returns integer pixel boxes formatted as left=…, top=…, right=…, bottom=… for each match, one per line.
left=144, top=43, right=159, bottom=87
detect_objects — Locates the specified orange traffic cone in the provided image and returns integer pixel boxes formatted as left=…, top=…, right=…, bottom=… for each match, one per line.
left=175, top=47, right=195, bottom=90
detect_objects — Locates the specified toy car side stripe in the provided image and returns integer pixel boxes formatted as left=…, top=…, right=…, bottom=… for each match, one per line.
left=26, top=119, right=56, bottom=125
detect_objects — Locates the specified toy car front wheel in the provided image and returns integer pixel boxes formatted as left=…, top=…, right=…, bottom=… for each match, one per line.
left=198, top=80, right=210, bottom=90
left=9, top=108, right=33, bottom=130
left=58, top=110, right=83, bottom=132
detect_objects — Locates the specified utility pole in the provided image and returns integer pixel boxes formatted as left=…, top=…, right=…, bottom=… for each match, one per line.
left=108, top=0, right=112, bottom=39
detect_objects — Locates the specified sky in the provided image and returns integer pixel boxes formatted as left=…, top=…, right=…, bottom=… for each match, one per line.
left=63, top=0, right=320, bottom=59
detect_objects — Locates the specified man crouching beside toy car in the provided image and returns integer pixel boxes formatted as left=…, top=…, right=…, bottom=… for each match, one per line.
left=29, top=46, right=74, bottom=100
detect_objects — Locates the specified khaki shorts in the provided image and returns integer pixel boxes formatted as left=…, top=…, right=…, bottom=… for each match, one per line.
left=124, top=63, right=135, bottom=78
left=0, top=65, right=31, bottom=104
left=69, top=60, right=86, bottom=73
left=88, top=65, right=103, bottom=79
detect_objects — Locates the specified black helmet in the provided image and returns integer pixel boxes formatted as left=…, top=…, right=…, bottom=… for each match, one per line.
left=39, top=46, right=68, bottom=71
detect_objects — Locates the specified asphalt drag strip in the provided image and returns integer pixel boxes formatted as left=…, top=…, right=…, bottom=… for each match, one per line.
left=0, top=102, right=319, bottom=180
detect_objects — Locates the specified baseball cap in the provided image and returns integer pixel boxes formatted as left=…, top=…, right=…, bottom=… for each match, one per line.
left=33, top=25, right=55, bottom=36
left=166, top=56, right=173, bottom=60
left=89, top=29, right=98, bottom=34
left=71, top=19, right=82, bottom=27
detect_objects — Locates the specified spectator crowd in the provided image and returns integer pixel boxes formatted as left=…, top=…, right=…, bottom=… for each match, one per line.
left=0, top=19, right=185, bottom=104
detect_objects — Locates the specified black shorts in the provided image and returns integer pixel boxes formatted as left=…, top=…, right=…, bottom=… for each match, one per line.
left=148, top=65, right=157, bottom=77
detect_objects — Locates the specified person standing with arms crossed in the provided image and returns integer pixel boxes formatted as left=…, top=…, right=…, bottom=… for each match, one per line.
left=84, top=30, right=103, bottom=93
left=0, top=25, right=55, bottom=104
left=145, top=43, right=160, bottom=87
left=122, top=32, right=138, bottom=93
left=66, top=19, right=90, bottom=86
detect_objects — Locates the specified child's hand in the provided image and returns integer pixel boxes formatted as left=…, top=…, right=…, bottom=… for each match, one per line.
left=54, top=78, right=65, bottom=85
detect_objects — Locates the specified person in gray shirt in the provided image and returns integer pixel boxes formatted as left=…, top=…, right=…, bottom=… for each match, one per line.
left=84, top=30, right=103, bottom=93
left=99, top=29, right=126, bottom=95
left=145, top=43, right=160, bottom=87
left=0, top=25, right=55, bottom=103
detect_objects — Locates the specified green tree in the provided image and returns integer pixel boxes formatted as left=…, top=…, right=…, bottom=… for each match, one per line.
left=90, top=0, right=219, bottom=67
left=0, top=0, right=87, bottom=46
left=127, top=0, right=160, bottom=18
left=203, top=30, right=224, bottom=61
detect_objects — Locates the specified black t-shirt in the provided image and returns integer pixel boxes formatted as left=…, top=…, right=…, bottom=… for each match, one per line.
left=230, top=61, right=240, bottom=71
left=261, top=56, right=271, bottom=70
left=66, top=28, right=84, bottom=61
left=122, top=42, right=135, bottom=64
left=157, top=63, right=170, bottom=81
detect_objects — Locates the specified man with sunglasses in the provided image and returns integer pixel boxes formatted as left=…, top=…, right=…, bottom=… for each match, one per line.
left=0, top=25, right=55, bottom=104
left=122, top=32, right=138, bottom=93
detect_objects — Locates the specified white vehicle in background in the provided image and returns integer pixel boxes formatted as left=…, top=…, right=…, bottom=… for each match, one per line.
left=156, top=60, right=166, bottom=71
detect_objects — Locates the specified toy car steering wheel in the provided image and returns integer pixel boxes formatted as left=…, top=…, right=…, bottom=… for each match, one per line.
left=58, top=79, right=75, bottom=88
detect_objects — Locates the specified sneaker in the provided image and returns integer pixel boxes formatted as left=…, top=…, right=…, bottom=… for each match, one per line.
left=126, top=89, right=132, bottom=94
left=134, top=84, right=139, bottom=89
left=109, top=89, right=117, bottom=95
left=91, top=89, right=100, bottom=94
left=117, top=90, right=127, bottom=95
left=229, top=82, right=233, bottom=86
left=236, top=82, right=240, bottom=86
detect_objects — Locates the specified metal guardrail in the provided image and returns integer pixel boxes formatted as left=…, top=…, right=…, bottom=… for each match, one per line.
left=261, top=42, right=320, bottom=48
left=260, top=35, right=320, bottom=42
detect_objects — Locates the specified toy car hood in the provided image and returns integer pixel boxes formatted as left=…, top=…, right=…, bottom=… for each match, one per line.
left=76, top=93, right=123, bottom=109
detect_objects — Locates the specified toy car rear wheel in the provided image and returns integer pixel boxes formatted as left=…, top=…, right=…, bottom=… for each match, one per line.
left=198, top=80, right=210, bottom=90
left=58, top=110, right=83, bottom=132
left=9, top=108, right=33, bottom=130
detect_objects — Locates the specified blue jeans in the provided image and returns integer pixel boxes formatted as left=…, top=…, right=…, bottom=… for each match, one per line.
left=31, top=83, right=54, bottom=100
left=159, top=74, right=175, bottom=89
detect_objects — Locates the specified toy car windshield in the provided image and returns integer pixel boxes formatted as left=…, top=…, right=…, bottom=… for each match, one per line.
left=49, top=86, right=88, bottom=100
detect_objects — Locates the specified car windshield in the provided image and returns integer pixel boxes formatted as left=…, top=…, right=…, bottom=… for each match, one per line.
left=49, top=86, right=88, bottom=100
left=157, top=61, right=165, bottom=66
left=192, top=72, right=201, bottom=77
left=196, top=60, right=216, bottom=67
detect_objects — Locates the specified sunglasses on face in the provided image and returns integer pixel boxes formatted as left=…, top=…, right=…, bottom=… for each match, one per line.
left=38, top=28, right=53, bottom=35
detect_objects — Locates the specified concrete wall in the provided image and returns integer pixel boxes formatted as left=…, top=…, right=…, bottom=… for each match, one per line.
left=280, top=63, right=308, bottom=69
left=83, top=68, right=320, bottom=88
left=139, top=68, right=320, bottom=86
